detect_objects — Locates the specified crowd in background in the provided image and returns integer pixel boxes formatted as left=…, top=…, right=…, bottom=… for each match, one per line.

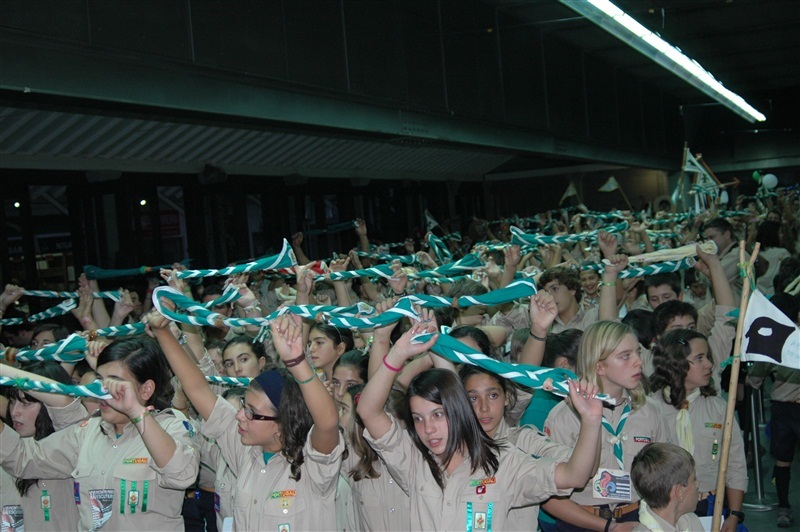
left=0, top=186, right=798, bottom=532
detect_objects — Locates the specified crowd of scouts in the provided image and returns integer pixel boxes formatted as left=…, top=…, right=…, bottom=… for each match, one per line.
left=0, top=188, right=799, bottom=532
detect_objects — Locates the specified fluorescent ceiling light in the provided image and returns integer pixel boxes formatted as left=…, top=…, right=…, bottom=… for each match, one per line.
left=561, top=0, right=766, bottom=123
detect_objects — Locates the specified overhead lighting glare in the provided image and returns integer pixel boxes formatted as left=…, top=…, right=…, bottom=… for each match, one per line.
left=561, top=0, right=766, bottom=123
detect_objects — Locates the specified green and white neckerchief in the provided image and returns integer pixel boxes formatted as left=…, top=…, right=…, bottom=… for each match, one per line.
left=602, top=403, right=631, bottom=469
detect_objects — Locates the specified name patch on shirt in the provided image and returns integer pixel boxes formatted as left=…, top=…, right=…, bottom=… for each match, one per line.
left=633, top=436, right=652, bottom=443
left=270, top=490, right=297, bottom=498
left=705, top=422, right=722, bottom=429
left=469, top=476, right=496, bottom=487
left=122, top=457, right=149, bottom=464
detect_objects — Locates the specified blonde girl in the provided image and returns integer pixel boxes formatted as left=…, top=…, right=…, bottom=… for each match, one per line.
left=544, top=321, right=669, bottom=531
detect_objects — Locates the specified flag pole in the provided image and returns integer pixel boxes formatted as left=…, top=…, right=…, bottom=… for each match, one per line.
left=711, top=240, right=761, bottom=532
left=675, top=145, right=688, bottom=213
left=617, top=185, right=634, bottom=211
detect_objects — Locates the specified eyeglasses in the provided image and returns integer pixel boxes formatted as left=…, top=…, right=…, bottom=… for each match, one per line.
left=239, top=396, right=277, bottom=421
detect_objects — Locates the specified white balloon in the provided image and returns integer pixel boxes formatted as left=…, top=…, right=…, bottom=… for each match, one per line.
left=720, top=190, right=729, bottom=204
left=762, top=173, right=778, bottom=189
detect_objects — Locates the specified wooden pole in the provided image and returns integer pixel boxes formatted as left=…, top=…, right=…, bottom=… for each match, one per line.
left=675, top=143, right=689, bottom=213
left=617, top=186, right=634, bottom=211
left=711, top=241, right=761, bottom=532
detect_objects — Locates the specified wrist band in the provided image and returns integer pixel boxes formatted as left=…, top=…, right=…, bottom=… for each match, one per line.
left=296, top=373, right=316, bottom=384
left=283, top=353, right=307, bottom=368
left=130, top=405, right=155, bottom=435
left=529, top=331, right=547, bottom=342
left=599, top=281, right=617, bottom=287
left=382, top=355, right=403, bottom=372
left=392, top=290, right=408, bottom=297
left=604, top=518, right=613, bottom=532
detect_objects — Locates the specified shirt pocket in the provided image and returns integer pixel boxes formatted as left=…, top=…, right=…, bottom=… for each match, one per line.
left=215, top=478, right=233, bottom=515
left=262, top=491, right=307, bottom=520
left=113, top=461, right=157, bottom=514
left=458, top=488, right=507, bottom=532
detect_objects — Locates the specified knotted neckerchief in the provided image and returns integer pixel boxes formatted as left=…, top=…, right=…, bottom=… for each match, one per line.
left=667, top=386, right=701, bottom=454
left=637, top=500, right=665, bottom=531
left=602, top=401, right=631, bottom=469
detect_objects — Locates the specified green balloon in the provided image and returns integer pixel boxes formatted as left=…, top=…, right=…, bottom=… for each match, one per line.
left=752, top=170, right=762, bottom=183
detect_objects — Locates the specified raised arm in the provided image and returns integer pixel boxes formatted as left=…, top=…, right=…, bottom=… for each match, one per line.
left=552, top=380, right=602, bottom=488
left=147, top=306, right=218, bottom=421
left=102, top=376, right=177, bottom=468
left=0, top=364, right=76, bottom=407
left=357, top=318, right=438, bottom=440
left=597, top=230, right=627, bottom=321
left=290, top=232, right=311, bottom=266
left=270, top=314, right=339, bottom=454
left=367, top=296, right=399, bottom=378
left=519, top=291, right=558, bottom=367
left=695, top=244, right=735, bottom=307
left=328, top=257, right=354, bottom=306
left=354, top=219, right=371, bottom=267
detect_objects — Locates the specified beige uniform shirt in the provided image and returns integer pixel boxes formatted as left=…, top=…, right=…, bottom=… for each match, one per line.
left=201, top=396, right=344, bottom=531
left=651, top=393, right=748, bottom=492
left=0, top=409, right=199, bottom=531
left=342, top=450, right=410, bottom=531
left=364, top=415, right=571, bottom=531
left=495, top=418, right=572, bottom=530
left=488, top=304, right=530, bottom=335
left=1, top=399, right=87, bottom=531
left=196, top=426, right=237, bottom=532
left=549, top=306, right=599, bottom=334
left=545, top=397, right=669, bottom=508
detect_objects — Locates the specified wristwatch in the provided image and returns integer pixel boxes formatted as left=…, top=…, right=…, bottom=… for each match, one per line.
left=728, top=510, right=745, bottom=524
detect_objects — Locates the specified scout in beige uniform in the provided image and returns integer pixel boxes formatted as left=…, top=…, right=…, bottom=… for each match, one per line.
left=650, top=330, right=747, bottom=532
left=154, top=311, right=343, bottom=531
left=358, top=315, right=604, bottom=531
left=630, top=443, right=705, bottom=532
left=460, top=365, right=573, bottom=530
left=0, top=337, right=200, bottom=531
left=1, top=361, right=86, bottom=532
left=543, top=321, right=670, bottom=531
left=340, top=384, right=411, bottom=531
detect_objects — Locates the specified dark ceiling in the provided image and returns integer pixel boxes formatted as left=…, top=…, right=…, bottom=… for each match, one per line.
left=1, top=0, right=798, bottom=186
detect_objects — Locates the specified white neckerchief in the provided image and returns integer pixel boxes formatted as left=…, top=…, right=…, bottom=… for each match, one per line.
left=665, top=387, right=701, bottom=453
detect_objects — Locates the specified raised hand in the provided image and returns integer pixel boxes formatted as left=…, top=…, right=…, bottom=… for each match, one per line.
left=270, top=314, right=305, bottom=362
left=529, top=291, right=558, bottom=332
left=566, top=378, right=602, bottom=421
left=102, top=378, right=145, bottom=418
left=603, top=254, right=629, bottom=277
left=504, top=244, right=522, bottom=270
left=597, top=230, right=619, bottom=260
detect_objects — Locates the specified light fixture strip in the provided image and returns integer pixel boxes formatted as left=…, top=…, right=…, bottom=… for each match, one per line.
left=561, top=0, right=766, bottom=122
